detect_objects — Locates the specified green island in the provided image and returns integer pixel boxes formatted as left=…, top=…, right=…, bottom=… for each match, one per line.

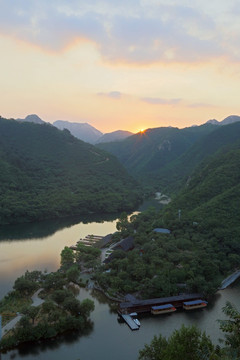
left=0, top=247, right=97, bottom=352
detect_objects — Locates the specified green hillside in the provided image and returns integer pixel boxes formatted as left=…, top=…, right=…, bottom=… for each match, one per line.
left=167, top=143, right=240, bottom=230
left=0, top=118, right=142, bottom=224
left=96, top=135, right=240, bottom=298
left=97, top=122, right=240, bottom=194
left=97, top=124, right=216, bottom=190
left=159, top=121, right=240, bottom=192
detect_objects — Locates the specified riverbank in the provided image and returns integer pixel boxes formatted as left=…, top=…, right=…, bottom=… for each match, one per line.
left=0, top=269, right=95, bottom=353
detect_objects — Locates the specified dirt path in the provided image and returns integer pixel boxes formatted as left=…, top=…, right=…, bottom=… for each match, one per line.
left=1, top=288, right=44, bottom=336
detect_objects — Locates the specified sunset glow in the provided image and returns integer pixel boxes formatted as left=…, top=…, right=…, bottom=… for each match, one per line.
left=0, top=1, right=240, bottom=132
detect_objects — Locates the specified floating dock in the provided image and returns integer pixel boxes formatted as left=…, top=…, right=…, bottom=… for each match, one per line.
left=219, top=270, right=240, bottom=290
left=120, top=314, right=139, bottom=331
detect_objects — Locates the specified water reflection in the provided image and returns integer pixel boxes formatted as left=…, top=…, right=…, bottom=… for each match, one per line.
left=16, top=322, right=94, bottom=357
left=0, top=215, right=120, bottom=299
left=1, top=205, right=240, bottom=360
left=0, top=213, right=121, bottom=242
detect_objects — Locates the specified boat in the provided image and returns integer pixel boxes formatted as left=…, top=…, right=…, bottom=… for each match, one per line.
left=133, top=318, right=141, bottom=327
left=183, top=299, right=208, bottom=310
left=129, top=312, right=138, bottom=317
left=151, top=304, right=176, bottom=315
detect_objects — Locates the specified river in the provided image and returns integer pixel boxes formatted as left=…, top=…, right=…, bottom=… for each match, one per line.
left=0, top=211, right=240, bottom=360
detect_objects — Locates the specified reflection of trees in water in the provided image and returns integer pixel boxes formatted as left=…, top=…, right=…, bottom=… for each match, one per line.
left=16, top=320, right=94, bottom=357
left=0, top=212, right=121, bottom=241
left=90, top=289, right=110, bottom=304
left=108, top=302, right=119, bottom=314
left=67, top=283, right=80, bottom=296
left=90, top=289, right=119, bottom=314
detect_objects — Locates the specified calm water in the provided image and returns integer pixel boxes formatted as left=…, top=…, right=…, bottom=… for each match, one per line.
left=0, top=212, right=240, bottom=360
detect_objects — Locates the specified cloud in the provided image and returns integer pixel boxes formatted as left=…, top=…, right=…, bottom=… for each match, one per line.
left=0, top=1, right=239, bottom=63
left=97, top=91, right=122, bottom=99
left=142, top=97, right=182, bottom=105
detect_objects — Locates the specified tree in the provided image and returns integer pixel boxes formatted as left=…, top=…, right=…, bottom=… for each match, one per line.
left=116, top=212, right=130, bottom=236
left=22, top=305, right=39, bottom=324
left=138, top=325, right=216, bottom=360
left=79, top=299, right=95, bottom=318
left=166, top=325, right=215, bottom=360
left=66, top=265, right=80, bottom=283
left=43, top=271, right=65, bottom=291
left=60, top=246, right=75, bottom=269
left=51, top=289, right=71, bottom=305
left=13, top=276, right=38, bottom=296
left=138, top=334, right=168, bottom=360
left=62, top=297, right=81, bottom=317
left=218, top=301, right=240, bottom=358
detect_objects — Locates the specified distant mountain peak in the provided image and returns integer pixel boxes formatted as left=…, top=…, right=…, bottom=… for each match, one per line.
left=53, top=120, right=103, bottom=144
left=17, top=114, right=45, bottom=124
left=221, top=115, right=240, bottom=125
left=95, top=130, right=133, bottom=144
left=206, top=115, right=240, bottom=126
left=206, top=119, right=219, bottom=125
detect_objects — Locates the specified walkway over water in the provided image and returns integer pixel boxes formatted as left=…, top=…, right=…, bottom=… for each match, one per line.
left=219, top=270, right=240, bottom=290
left=120, top=314, right=139, bottom=331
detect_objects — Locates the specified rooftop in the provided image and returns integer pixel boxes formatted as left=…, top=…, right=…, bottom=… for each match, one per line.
left=153, top=228, right=171, bottom=234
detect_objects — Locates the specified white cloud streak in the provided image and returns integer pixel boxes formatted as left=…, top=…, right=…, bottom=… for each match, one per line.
left=142, top=97, right=182, bottom=105
left=97, top=91, right=122, bottom=99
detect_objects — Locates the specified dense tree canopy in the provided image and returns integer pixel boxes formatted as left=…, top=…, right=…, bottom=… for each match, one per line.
left=0, top=117, right=142, bottom=225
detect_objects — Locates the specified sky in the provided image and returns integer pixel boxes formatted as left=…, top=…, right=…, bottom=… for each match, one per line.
left=1, top=0, right=240, bottom=133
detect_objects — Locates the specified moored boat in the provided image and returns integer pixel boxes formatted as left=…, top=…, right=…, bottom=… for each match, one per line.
left=133, top=318, right=141, bottom=327
left=183, top=299, right=208, bottom=310
left=151, top=304, right=176, bottom=315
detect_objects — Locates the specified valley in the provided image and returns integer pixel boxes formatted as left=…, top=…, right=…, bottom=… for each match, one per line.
left=0, top=115, right=240, bottom=359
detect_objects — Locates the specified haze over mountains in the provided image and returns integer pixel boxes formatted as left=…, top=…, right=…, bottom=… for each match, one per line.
left=97, top=119, right=240, bottom=194
left=206, top=115, right=240, bottom=126
left=14, top=114, right=133, bottom=144
left=53, top=120, right=103, bottom=144
left=14, top=113, right=240, bottom=145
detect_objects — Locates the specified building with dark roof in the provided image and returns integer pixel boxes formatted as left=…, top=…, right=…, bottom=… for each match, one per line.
left=103, top=236, right=134, bottom=264
left=112, top=236, right=134, bottom=252
left=153, top=228, right=171, bottom=234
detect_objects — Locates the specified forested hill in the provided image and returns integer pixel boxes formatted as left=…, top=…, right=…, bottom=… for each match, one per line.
left=96, top=127, right=240, bottom=298
left=96, top=124, right=217, bottom=189
left=0, top=118, right=142, bottom=225
left=166, top=136, right=240, bottom=231
left=97, top=121, right=240, bottom=193
left=151, top=121, right=240, bottom=192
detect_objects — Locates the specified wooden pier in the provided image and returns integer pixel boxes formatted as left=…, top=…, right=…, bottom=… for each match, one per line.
left=70, top=234, right=104, bottom=250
